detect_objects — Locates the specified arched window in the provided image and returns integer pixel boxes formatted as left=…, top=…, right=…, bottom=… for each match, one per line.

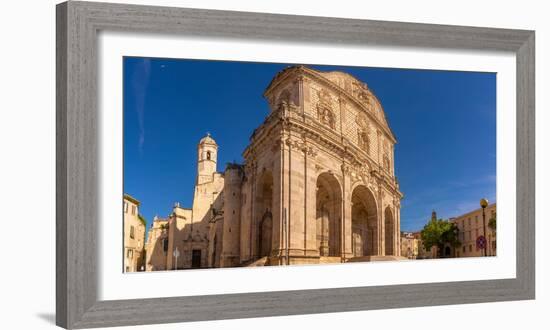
left=206, top=151, right=211, bottom=160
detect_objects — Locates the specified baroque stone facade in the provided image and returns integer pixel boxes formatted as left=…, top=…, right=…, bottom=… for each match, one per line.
left=145, top=66, right=404, bottom=270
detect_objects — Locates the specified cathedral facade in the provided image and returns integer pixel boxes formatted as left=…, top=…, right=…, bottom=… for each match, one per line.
left=144, top=65, right=403, bottom=270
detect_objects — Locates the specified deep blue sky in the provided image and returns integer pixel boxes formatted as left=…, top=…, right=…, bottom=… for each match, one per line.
left=123, top=57, right=496, bottom=232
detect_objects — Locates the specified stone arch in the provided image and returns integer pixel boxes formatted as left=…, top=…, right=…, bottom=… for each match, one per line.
left=384, top=206, right=394, bottom=256
left=256, top=170, right=274, bottom=258
left=444, top=246, right=451, bottom=257
left=316, top=172, right=342, bottom=257
left=351, top=185, right=379, bottom=257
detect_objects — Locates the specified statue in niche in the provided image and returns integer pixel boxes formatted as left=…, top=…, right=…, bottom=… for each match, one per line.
left=358, top=130, right=370, bottom=154
left=317, top=104, right=335, bottom=129
left=316, top=89, right=335, bottom=129
left=356, top=113, right=370, bottom=153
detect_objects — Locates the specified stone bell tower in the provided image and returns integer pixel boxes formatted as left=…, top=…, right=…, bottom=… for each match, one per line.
left=197, top=133, right=218, bottom=185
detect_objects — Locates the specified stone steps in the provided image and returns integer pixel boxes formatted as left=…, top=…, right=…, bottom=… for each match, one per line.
left=242, top=256, right=269, bottom=267
left=319, top=256, right=343, bottom=264
left=347, top=255, right=408, bottom=262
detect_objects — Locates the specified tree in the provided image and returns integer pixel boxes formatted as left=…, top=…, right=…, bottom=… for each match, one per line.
left=488, top=213, right=497, bottom=256
left=488, top=213, right=497, bottom=233
left=420, top=218, right=460, bottom=258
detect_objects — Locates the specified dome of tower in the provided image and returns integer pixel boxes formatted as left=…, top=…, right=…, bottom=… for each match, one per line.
left=199, top=133, right=217, bottom=145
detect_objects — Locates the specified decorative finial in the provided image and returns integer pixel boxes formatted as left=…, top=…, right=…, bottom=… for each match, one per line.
left=207, top=132, right=211, bottom=137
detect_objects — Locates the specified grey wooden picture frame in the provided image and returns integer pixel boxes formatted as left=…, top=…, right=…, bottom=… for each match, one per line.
left=56, top=1, right=535, bottom=329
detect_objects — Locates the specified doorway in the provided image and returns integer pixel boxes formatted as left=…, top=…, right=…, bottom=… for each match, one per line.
left=192, top=249, right=201, bottom=268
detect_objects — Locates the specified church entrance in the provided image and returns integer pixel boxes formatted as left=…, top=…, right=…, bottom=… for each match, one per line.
left=257, top=171, right=274, bottom=258
left=351, top=185, right=379, bottom=257
left=316, top=173, right=342, bottom=257
left=259, top=210, right=272, bottom=257
left=191, top=249, right=201, bottom=268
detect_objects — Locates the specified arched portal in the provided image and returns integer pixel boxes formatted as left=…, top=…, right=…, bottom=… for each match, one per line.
left=351, top=185, right=378, bottom=257
left=316, top=173, right=342, bottom=257
left=384, top=206, right=394, bottom=256
left=257, top=171, right=273, bottom=258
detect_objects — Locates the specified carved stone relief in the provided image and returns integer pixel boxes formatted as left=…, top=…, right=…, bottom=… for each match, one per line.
left=355, top=112, right=371, bottom=154
left=285, top=138, right=318, bottom=157
left=316, top=89, right=336, bottom=129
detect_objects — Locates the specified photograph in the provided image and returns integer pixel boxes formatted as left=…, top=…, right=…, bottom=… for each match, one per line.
left=122, top=58, right=497, bottom=272
left=3, top=0, right=542, bottom=329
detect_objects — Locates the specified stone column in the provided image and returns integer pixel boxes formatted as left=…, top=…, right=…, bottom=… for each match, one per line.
left=395, top=202, right=401, bottom=257
left=296, top=76, right=305, bottom=117
left=220, top=166, right=242, bottom=267
left=239, top=166, right=253, bottom=262
left=286, top=137, right=307, bottom=261
left=304, top=144, right=318, bottom=257
left=377, top=131, right=382, bottom=169
left=341, top=164, right=353, bottom=260
left=270, top=141, right=284, bottom=261
left=277, top=134, right=291, bottom=264
left=249, top=161, right=258, bottom=260
left=377, top=184, right=384, bottom=256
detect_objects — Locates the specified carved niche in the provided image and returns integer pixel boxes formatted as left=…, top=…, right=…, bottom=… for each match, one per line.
left=355, top=112, right=371, bottom=154
left=275, top=88, right=298, bottom=113
left=316, top=89, right=336, bottom=129
left=278, top=89, right=292, bottom=104
left=382, top=140, right=391, bottom=171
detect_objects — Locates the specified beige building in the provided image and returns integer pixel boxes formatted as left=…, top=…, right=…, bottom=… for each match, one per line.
left=144, top=216, right=169, bottom=271
left=413, top=231, right=438, bottom=259
left=452, top=203, right=496, bottom=257
left=400, top=232, right=419, bottom=259
left=123, top=194, right=146, bottom=272
left=145, top=65, right=404, bottom=270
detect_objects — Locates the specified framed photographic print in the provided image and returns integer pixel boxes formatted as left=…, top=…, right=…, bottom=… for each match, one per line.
left=56, top=1, right=535, bottom=328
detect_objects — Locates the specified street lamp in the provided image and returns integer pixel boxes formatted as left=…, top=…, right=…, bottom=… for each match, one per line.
left=480, top=198, right=489, bottom=257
